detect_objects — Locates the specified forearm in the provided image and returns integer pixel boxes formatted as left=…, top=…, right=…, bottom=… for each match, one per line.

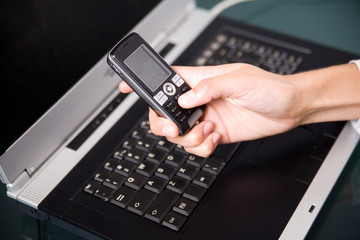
left=288, top=63, right=360, bottom=125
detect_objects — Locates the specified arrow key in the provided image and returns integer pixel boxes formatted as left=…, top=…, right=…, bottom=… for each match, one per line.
left=145, top=190, right=179, bottom=223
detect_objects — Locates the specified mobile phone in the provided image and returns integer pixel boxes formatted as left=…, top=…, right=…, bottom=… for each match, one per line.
left=107, top=32, right=205, bottom=135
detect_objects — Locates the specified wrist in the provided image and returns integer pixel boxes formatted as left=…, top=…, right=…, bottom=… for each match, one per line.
left=287, top=63, right=360, bottom=126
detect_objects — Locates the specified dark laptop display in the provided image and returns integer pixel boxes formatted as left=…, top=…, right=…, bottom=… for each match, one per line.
left=1, top=0, right=160, bottom=155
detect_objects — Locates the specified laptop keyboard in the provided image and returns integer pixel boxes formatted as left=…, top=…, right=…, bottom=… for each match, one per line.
left=193, top=31, right=303, bottom=75
left=83, top=30, right=303, bottom=231
left=84, top=117, right=238, bottom=231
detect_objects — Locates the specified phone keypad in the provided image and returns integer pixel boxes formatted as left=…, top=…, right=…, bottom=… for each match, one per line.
left=154, top=74, right=202, bottom=131
left=171, top=74, right=184, bottom=87
left=154, top=91, right=169, bottom=106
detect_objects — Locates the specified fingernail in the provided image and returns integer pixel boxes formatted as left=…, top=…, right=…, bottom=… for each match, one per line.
left=162, top=126, right=176, bottom=138
left=213, top=133, right=221, bottom=145
left=179, top=90, right=196, bottom=106
left=203, top=122, right=213, bottom=136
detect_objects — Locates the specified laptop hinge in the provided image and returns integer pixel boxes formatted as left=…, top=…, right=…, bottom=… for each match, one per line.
left=6, top=171, right=30, bottom=198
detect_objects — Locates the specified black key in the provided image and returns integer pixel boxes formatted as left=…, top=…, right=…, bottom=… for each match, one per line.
left=144, top=176, right=168, bottom=194
left=94, top=185, right=115, bottom=201
left=183, top=184, right=206, bottom=202
left=127, top=189, right=157, bottom=215
left=136, top=137, right=157, bottom=151
left=155, top=164, right=177, bottom=180
left=156, top=138, right=175, bottom=152
left=186, top=155, right=207, bottom=168
left=145, top=129, right=162, bottom=140
left=211, top=142, right=240, bottom=163
left=114, top=160, right=137, bottom=177
left=174, top=144, right=188, bottom=154
left=103, top=172, right=126, bottom=190
left=136, top=160, right=157, bottom=177
left=145, top=190, right=179, bottom=223
left=146, top=148, right=167, bottom=164
left=131, top=128, right=147, bottom=139
left=83, top=180, right=100, bottom=194
left=177, top=164, right=199, bottom=181
left=203, top=158, right=224, bottom=175
left=125, top=148, right=147, bottom=164
left=167, top=176, right=190, bottom=194
left=173, top=197, right=197, bottom=216
left=123, top=137, right=137, bottom=149
left=104, top=158, right=119, bottom=171
left=125, top=173, right=148, bottom=191
left=165, top=152, right=187, bottom=167
left=113, top=148, right=128, bottom=159
left=140, top=120, right=150, bottom=129
left=162, top=211, right=187, bottom=231
left=110, top=186, right=137, bottom=208
left=193, top=171, right=216, bottom=188
left=94, top=168, right=110, bottom=182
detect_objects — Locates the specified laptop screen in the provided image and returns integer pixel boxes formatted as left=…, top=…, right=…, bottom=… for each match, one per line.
left=1, top=0, right=160, bottom=154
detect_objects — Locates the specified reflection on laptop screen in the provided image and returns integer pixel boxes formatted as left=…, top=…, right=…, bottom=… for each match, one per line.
left=0, top=0, right=160, bottom=154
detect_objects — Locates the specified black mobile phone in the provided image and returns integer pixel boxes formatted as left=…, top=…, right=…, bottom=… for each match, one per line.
left=107, top=32, right=205, bottom=135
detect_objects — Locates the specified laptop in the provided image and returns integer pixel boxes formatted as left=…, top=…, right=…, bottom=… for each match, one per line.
left=1, top=0, right=359, bottom=239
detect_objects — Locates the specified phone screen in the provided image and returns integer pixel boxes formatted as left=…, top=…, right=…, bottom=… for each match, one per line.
left=125, top=44, right=171, bottom=92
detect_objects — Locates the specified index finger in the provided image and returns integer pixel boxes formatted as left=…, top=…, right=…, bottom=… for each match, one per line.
left=119, top=81, right=133, bottom=93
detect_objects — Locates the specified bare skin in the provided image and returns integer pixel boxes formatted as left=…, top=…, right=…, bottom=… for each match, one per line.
left=120, top=63, right=360, bottom=157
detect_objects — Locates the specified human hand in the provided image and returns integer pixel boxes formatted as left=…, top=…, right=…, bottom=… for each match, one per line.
left=119, top=63, right=303, bottom=157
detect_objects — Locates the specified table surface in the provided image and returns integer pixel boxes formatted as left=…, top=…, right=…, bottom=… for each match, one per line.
left=1, top=0, right=359, bottom=239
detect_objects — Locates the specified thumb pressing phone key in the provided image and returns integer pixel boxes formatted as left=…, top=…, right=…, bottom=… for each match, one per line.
left=107, top=32, right=205, bottom=135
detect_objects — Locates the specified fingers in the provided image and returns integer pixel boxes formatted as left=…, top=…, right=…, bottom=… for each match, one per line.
left=148, top=108, right=220, bottom=157
left=119, top=81, right=133, bottom=93
left=148, top=109, right=179, bottom=138
left=184, top=132, right=220, bottom=157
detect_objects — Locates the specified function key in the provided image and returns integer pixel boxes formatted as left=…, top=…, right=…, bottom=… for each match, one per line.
left=173, top=197, right=197, bottom=216
left=162, top=211, right=187, bottom=231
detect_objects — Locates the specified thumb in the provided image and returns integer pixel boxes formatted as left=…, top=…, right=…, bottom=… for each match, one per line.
left=178, top=73, right=240, bottom=108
